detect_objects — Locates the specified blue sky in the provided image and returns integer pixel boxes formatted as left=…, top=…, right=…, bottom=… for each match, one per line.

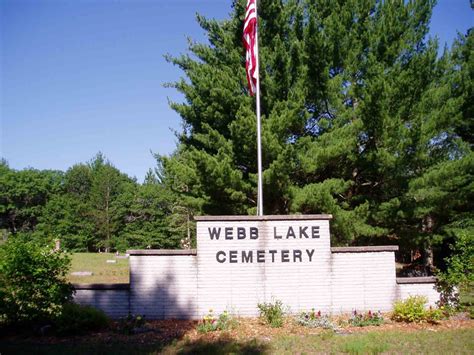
left=1, top=0, right=472, bottom=182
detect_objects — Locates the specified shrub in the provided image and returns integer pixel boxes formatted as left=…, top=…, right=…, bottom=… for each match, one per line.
left=349, top=310, right=384, bottom=327
left=257, top=299, right=285, bottom=328
left=296, top=309, right=337, bottom=330
left=54, top=303, right=109, bottom=335
left=0, top=237, right=73, bottom=325
left=437, top=231, right=474, bottom=310
left=392, top=296, right=427, bottom=323
left=197, top=309, right=236, bottom=333
left=392, top=296, right=443, bottom=323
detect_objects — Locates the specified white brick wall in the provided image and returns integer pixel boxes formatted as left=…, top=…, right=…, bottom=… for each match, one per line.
left=113, top=216, right=440, bottom=319
left=396, top=281, right=439, bottom=307
left=330, top=251, right=397, bottom=313
left=129, top=254, right=198, bottom=319
left=73, top=287, right=129, bottom=318
left=196, top=218, right=332, bottom=316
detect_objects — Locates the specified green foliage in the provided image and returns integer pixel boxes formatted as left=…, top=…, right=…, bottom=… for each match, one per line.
left=392, top=296, right=443, bottom=324
left=196, top=309, right=236, bottom=333
left=113, top=180, right=182, bottom=251
left=0, top=0, right=472, bottom=263
left=440, top=231, right=474, bottom=289
left=257, top=299, right=285, bottom=328
left=161, top=0, right=473, bottom=251
left=348, top=310, right=384, bottom=327
left=53, top=303, right=109, bottom=335
left=0, top=153, right=184, bottom=253
left=0, top=162, right=63, bottom=234
left=0, top=237, right=73, bottom=325
left=437, top=230, right=474, bottom=308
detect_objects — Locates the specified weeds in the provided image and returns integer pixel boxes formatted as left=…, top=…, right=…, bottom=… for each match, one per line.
left=257, top=299, right=285, bottom=328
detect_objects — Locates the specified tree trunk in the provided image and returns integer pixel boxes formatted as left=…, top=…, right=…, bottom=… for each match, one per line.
left=105, top=185, right=110, bottom=253
left=422, top=215, right=435, bottom=274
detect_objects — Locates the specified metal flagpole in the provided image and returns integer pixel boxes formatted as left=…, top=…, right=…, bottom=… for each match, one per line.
left=254, top=0, right=263, bottom=216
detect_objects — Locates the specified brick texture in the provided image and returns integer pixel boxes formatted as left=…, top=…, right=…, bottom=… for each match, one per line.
left=72, top=216, right=440, bottom=319
left=74, top=288, right=129, bottom=318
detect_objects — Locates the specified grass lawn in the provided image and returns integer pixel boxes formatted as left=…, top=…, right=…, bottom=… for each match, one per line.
left=168, top=328, right=474, bottom=354
left=1, top=324, right=473, bottom=354
left=68, top=253, right=129, bottom=284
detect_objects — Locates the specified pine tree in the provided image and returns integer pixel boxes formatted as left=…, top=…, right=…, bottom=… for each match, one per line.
left=161, top=0, right=471, bottom=251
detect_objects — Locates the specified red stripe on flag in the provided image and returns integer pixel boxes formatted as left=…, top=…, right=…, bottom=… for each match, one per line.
left=243, top=0, right=257, bottom=96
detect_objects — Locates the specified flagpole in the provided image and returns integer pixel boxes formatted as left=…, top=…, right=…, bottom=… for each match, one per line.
left=254, top=0, right=263, bottom=216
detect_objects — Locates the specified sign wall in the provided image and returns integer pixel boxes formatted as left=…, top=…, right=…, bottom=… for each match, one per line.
left=196, top=216, right=332, bottom=316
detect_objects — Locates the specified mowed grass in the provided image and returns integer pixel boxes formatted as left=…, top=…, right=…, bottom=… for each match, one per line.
left=264, top=328, right=474, bottom=354
left=68, top=253, right=129, bottom=284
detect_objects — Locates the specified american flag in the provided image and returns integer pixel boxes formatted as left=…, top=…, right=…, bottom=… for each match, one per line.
left=243, top=0, right=257, bottom=95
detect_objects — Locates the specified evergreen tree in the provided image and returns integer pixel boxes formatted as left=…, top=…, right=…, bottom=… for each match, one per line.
left=88, top=153, right=136, bottom=251
left=114, top=175, right=181, bottom=251
left=160, top=0, right=472, bottom=254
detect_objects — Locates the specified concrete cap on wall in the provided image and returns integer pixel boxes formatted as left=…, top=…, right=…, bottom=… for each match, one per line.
left=73, top=283, right=130, bottom=290
left=396, top=276, right=437, bottom=284
left=331, top=246, right=399, bottom=253
left=127, top=249, right=197, bottom=256
left=194, top=214, right=333, bottom=221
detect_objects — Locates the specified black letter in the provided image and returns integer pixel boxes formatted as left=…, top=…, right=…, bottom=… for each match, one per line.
left=281, top=250, right=290, bottom=262
left=312, top=226, right=320, bottom=238
left=242, top=250, right=253, bottom=263
left=306, top=249, right=315, bottom=262
left=225, top=227, right=233, bottom=240
left=216, top=251, right=226, bottom=263
left=273, top=227, right=282, bottom=239
left=237, top=227, right=246, bottom=239
left=250, top=227, right=259, bottom=239
left=209, top=227, right=221, bottom=240
left=257, top=250, right=265, bottom=263
left=229, top=250, right=238, bottom=263
left=286, top=226, right=296, bottom=238
left=299, top=226, right=309, bottom=238
left=269, top=250, right=277, bottom=262
left=293, top=249, right=302, bottom=262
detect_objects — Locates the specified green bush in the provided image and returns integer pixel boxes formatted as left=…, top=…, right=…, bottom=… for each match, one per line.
left=437, top=231, right=474, bottom=310
left=0, top=237, right=73, bottom=325
left=257, top=299, right=285, bottom=328
left=392, top=296, right=443, bottom=323
left=54, top=303, right=109, bottom=335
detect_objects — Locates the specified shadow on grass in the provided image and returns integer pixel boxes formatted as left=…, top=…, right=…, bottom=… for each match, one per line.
left=0, top=336, right=269, bottom=355
left=0, top=320, right=193, bottom=355
left=173, top=337, right=269, bottom=354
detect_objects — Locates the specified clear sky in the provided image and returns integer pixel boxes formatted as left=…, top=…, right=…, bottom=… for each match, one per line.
left=1, top=0, right=472, bottom=182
